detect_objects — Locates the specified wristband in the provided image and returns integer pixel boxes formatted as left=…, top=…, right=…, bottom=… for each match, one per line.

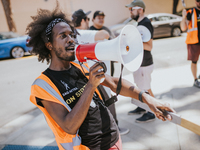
left=138, top=90, right=149, bottom=103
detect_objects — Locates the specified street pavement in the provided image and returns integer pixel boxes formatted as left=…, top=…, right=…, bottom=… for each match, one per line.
left=1, top=62, right=200, bottom=150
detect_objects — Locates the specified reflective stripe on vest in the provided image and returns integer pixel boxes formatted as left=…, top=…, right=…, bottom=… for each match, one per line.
left=30, top=62, right=96, bottom=150
left=61, top=135, right=81, bottom=150
left=186, top=8, right=199, bottom=44
left=32, top=78, right=72, bottom=111
left=187, top=10, right=198, bottom=32
left=32, top=78, right=84, bottom=150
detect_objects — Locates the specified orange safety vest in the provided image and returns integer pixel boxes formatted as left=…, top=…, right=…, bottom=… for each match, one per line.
left=186, top=8, right=199, bottom=44
left=30, top=62, right=102, bottom=150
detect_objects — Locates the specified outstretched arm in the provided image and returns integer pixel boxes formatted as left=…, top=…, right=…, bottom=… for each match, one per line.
left=102, top=75, right=176, bottom=121
left=95, top=30, right=109, bottom=41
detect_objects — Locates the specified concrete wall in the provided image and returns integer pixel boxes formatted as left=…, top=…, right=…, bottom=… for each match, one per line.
left=0, top=0, right=195, bottom=35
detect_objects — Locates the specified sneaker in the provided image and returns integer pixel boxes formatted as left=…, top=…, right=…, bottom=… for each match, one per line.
left=128, top=107, right=146, bottom=115
left=135, top=112, right=155, bottom=123
left=194, top=80, right=200, bottom=88
left=119, top=127, right=130, bottom=135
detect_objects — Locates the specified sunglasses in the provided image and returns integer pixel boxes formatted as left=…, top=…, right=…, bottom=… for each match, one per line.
left=129, top=6, right=142, bottom=11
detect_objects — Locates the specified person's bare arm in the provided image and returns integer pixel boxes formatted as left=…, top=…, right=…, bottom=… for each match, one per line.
left=101, top=75, right=176, bottom=121
left=41, top=63, right=105, bottom=135
left=94, top=30, right=109, bottom=41
left=180, top=9, right=188, bottom=31
left=143, top=39, right=153, bottom=51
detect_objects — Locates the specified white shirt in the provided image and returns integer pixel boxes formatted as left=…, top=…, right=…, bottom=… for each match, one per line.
left=76, top=29, right=97, bottom=44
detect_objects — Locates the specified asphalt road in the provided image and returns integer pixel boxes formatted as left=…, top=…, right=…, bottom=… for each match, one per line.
left=0, top=33, right=189, bottom=128
left=152, top=33, right=188, bottom=69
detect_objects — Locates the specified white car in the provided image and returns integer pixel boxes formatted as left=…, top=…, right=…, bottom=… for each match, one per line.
left=109, top=13, right=183, bottom=38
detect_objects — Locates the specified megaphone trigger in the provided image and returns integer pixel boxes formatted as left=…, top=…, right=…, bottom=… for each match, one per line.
left=98, top=62, right=107, bottom=73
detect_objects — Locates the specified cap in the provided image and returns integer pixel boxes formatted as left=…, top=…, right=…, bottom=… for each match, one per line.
left=93, top=11, right=105, bottom=19
left=125, top=0, right=145, bottom=9
left=72, top=9, right=91, bottom=20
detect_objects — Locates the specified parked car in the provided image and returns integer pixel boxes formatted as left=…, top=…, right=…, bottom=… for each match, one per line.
left=0, top=32, right=32, bottom=59
left=109, top=17, right=137, bottom=37
left=109, top=13, right=182, bottom=38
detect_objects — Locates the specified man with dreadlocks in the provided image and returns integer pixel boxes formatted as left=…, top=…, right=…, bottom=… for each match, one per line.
left=27, top=3, right=175, bottom=150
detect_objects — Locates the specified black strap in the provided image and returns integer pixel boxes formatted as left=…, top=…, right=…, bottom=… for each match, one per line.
left=138, top=90, right=150, bottom=103
left=97, top=85, right=110, bottom=101
left=104, top=64, right=124, bottom=107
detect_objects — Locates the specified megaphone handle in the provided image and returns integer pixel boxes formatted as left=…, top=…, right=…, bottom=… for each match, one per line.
left=99, top=62, right=107, bottom=73
left=116, top=64, right=123, bottom=95
left=85, top=58, right=107, bottom=74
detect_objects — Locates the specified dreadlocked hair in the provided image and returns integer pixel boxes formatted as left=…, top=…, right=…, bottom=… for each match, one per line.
left=26, top=2, right=75, bottom=64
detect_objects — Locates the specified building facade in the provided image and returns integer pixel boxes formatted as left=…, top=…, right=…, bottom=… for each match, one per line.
left=0, top=0, right=195, bottom=35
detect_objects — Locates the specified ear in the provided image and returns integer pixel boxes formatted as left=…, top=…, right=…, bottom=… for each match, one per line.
left=45, top=42, right=53, bottom=50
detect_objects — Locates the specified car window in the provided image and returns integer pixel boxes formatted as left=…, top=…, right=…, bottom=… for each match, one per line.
left=149, top=17, right=158, bottom=22
left=170, top=16, right=177, bottom=19
left=158, top=16, right=171, bottom=21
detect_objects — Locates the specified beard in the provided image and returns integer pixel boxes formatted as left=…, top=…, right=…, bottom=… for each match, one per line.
left=54, top=47, right=75, bottom=61
left=131, top=14, right=139, bottom=21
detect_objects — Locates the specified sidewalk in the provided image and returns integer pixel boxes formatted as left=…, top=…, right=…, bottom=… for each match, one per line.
left=1, top=63, right=200, bottom=150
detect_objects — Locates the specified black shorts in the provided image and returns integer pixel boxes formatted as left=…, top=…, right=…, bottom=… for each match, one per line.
left=187, top=44, right=200, bottom=62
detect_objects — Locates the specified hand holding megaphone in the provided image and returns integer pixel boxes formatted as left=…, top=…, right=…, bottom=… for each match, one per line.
left=87, top=61, right=107, bottom=84
left=75, top=25, right=144, bottom=72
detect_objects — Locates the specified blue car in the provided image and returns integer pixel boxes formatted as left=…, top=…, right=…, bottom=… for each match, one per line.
left=0, top=32, right=32, bottom=59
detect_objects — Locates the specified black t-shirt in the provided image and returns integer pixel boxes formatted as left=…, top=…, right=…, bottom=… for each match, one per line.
left=36, top=64, right=119, bottom=150
left=138, top=17, right=154, bottom=66
left=89, top=25, right=115, bottom=39
left=187, top=8, right=200, bottom=45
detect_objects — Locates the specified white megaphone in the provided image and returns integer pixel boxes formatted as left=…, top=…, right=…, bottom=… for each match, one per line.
left=137, top=25, right=151, bottom=42
left=75, top=25, right=143, bottom=72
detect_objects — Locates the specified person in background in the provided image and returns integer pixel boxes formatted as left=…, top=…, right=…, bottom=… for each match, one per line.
left=180, top=0, right=200, bottom=88
left=89, top=11, right=115, bottom=40
left=89, top=10, right=130, bottom=135
left=72, top=9, right=109, bottom=44
left=126, top=0, right=156, bottom=123
left=73, top=9, right=129, bottom=135
left=89, top=10, right=116, bottom=77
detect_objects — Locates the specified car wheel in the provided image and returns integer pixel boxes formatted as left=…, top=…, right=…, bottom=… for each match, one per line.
left=171, top=27, right=181, bottom=37
left=10, top=46, right=25, bottom=58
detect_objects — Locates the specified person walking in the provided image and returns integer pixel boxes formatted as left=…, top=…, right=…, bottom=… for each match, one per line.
left=180, top=0, right=200, bottom=88
left=126, top=0, right=156, bottom=123
left=27, top=3, right=175, bottom=150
